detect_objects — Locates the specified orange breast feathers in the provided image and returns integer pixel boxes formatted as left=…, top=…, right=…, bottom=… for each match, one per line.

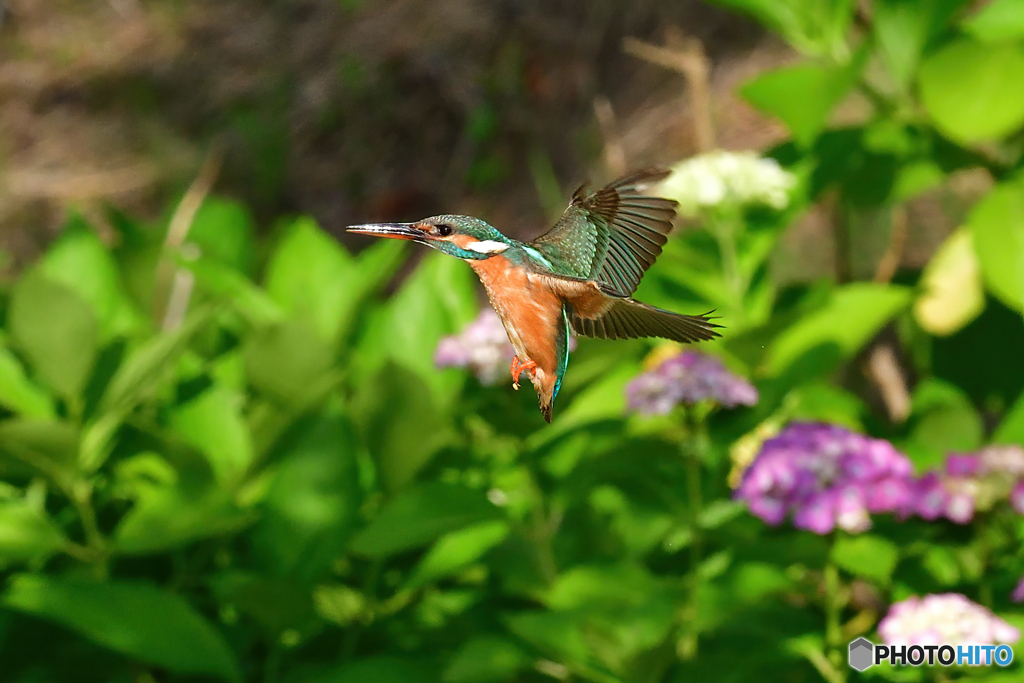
left=469, top=257, right=565, bottom=374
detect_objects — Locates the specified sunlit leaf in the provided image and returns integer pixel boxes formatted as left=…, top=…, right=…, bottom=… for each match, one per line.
left=963, top=0, right=1024, bottom=43
left=406, top=521, right=509, bottom=590
left=0, top=345, right=54, bottom=418
left=0, top=499, right=67, bottom=562
left=9, top=269, right=98, bottom=401
left=914, top=227, right=985, bottom=335
left=919, top=37, right=1024, bottom=143
left=968, top=176, right=1024, bottom=311
left=170, top=385, right=253, bottom=484
left=831, top=534, right=899, bottom=584
left=442, top=635, right=532, bottom=683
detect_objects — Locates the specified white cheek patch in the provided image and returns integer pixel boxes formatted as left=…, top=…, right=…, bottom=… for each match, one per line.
left=466, top=240, right=509, bottom=254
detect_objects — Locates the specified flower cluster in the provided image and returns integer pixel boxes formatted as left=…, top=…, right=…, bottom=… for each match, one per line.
left=879, top=593, right=1020, bottom=647
left=659, top=150, right=797, bottom=219
left=625, top=350, right=758, bottom=415
left=735, top=423, right=915, bottom=534
left=909, top=445, right=1024, bottom=524
left=435, top=309, right=516, bottom=385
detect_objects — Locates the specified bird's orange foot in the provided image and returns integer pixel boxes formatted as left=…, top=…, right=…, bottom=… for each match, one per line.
left=510, top=355, right=538, bottom=390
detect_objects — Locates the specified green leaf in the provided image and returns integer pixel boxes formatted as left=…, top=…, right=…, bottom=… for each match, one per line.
left=185, top=256, right=283, bottom=327
left=503, top=610, right=589, bottom=664
left=873, top=0, right=964, bottom=87
left=0, top=419, right=79, bottom=482
left=3, top=575, right=241, bottom=681
left=0, top=345, right=54, bottom=418
left=188, top=196, right=255, bottom=273
left=914, top=227, right=985, bottom=335
left=243, top=316, right=337, bottom=406
left=831, top=534, right=899, bottom=584
left=968, top=177, right=1024, bottom=311
left=994, top=389, right=1024, bottom=444
left=765, top=283, right=912, bottom=377
left=349, top=482, right=500, bottom=558
left=98, top=308, right=212, bottom=416
left=406, top=521, right=510, bottom=590
left=919, top=37, right=1024, bottom=144
left=115, top=485, right=255, bottom=554
left=40, top=218, right=143, bottom=341
left=170, top=386, right=253, bottom=484
left=707, top=0, right=855, bottom=59
left=964, top=0, right=1024, bottom=43
left=250, top=414, right=361, bottom=582
left=300, top=657, right=432, bottom=683
left=0, top=499, right=67, bottom=562
left=904, top=379, right=983, bottom=469
left=210, top=571, right=319, bottom=638
left=357, top=252, right=478, bottom=404
left=264, top=217, right=356, bottom=344
left=443, top=635, right=532, bottom=683
left=355, top=361, right=454, bottom=493
left=9, top=269, right=98, bottom=401
left=741, top=53, right=863, bottom=147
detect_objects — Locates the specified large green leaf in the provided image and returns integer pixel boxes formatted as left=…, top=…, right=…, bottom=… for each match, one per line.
left=250, top=414, right=361, bottom=582
left=114, top=483, right=255, bottom=555
left=903, top=379, right=983, bottom=470
left=300, top=657, right=432, bottom=683
left=170, top=386, right=253, bottom=484
left=355, top=252, right=478, bottom=405
left=831, top=534, right=899, bottom=584
left=188, top=196, right=255, bottom=274
left=349, top=482, right=500, bottom=558
left=9, top=269, right=98, bottom=402
left=264, top=217, right=356, bottom=344
left=994, top=389, right=1024, bottom=444
left=0, top=499, right=67, bottom=563
left=968, top=177, right=1024, bottom=311
left=243, top=316, right=336, bottom=407
left=919, top=37, right=1024, bottom=144
left=3, top=575, right=241, bottom=682
left=40, top=218, right=143, bottom=341
left=355, top=361, right=454, bottom=493
left=765, top=283, right=912, bottom=377
left=443, top=635, right=532, bottom=683
left=741, top=52, right=863, bottom=147
left=964, top=0, right=1024, bottom=43
left=707, top=0, right=855, bottom=58
left=0, top=345, right=54, bottom=418
left=873, top=0, right=965, bottom=87
left=406, top=521, right=510, bottom=590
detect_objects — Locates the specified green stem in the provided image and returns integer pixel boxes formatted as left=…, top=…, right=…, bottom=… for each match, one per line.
left=824, top=537, right=846, bottom=683
left=712, top=210, right=746, bottom=327
left=680, top=410, right=706, bottom=660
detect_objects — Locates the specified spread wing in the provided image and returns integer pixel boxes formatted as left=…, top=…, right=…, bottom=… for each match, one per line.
left=571, top=299, right=721, bottom=344
left=528, top=168, right=678, bottom=296
left=533, top=273, right=722, bottom=344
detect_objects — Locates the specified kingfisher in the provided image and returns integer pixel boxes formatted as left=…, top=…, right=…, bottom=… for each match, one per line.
left=348, top=168, right=721, bottom=422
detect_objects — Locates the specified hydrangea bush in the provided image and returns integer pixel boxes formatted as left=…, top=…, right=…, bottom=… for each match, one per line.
left=3, top=1, right=1024, bottom=683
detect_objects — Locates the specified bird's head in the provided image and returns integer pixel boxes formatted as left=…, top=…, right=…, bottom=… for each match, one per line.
left=347, top=215, right=512, bottom=260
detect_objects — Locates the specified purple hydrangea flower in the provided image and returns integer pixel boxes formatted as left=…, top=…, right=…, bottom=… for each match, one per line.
left=906, top=445, right=1024, bottom=523
left=735, top=423, right=915, bottom=534
left=1012, top=577, right=1024, bottom=603
left=435, top=308, right=576, bottom=385
left=435, top=309, right=516, bottom=385
left=626, top=351, right=758, bottom=415
left=879, top=594, right=1020, bottom=647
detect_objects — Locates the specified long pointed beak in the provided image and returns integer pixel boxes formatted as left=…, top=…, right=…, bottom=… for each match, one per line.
left=346, top=223, right=424, bottom=242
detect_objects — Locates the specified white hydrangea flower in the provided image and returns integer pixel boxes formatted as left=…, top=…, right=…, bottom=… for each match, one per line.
left=659, top=151, right=797, bottom=219
left=879, top=594, right=1021, bottom=647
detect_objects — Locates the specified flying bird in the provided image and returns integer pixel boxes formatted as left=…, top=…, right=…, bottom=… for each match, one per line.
left=348, top=168, right=721, bottom=422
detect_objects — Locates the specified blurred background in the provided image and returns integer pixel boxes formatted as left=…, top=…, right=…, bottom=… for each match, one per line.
left=2, top=1, right=1024, bottom=682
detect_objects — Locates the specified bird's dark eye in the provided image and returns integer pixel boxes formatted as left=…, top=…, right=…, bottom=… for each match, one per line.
left=435, top=224, right=454, bottom=237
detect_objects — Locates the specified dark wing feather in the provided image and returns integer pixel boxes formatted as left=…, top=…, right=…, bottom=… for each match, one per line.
left=571, top=299, right=721, bottom=344
left=529, top=168, right=677, bottom=295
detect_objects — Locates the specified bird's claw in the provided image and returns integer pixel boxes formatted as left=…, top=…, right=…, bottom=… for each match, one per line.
left=510, top=355, right=537, bottom=390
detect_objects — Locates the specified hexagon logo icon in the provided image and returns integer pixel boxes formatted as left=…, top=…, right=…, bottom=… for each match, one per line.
left=849, top=637, right=874, bottom=671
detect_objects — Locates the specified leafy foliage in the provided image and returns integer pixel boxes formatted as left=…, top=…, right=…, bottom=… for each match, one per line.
left=1, top=2, right=1024, bottom=683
